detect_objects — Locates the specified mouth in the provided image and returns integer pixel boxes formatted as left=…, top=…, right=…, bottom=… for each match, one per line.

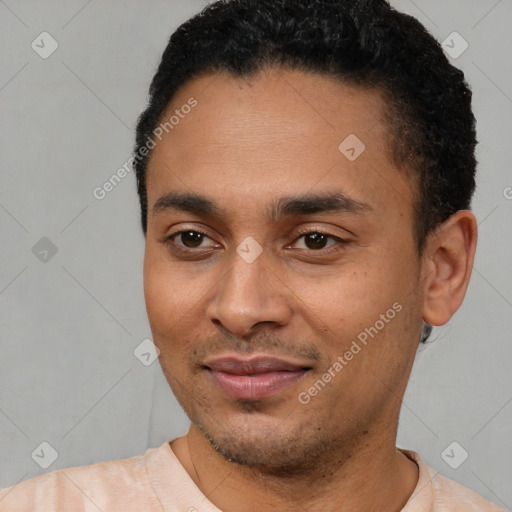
left=204, top=355, right=313, bottom=401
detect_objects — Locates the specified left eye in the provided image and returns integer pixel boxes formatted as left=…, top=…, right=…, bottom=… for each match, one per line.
left=164, top=229, right=344, bottom=253
left=292, top=232, right=339, bottom=250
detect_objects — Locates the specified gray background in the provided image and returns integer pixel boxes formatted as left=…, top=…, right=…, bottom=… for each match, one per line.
left=1, top=0, right=511, bottom=507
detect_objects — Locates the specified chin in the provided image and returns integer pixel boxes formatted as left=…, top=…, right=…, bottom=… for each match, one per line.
left=193, top=411, right=336, bottom=472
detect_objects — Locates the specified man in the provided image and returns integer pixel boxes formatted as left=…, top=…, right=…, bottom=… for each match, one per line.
left=0, top=0, right=503, bottom=510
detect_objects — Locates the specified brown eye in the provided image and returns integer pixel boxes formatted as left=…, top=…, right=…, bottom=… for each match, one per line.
left=179, top=231, right=204, bottom=247
left=292, top=232, right=339, bottom=251
left=171, top=230, right=216, bottom=248
left=304, top=233, right=329, bottom=250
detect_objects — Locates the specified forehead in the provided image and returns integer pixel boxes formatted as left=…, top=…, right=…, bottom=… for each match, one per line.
left=145, top=67, right=413, bottom=220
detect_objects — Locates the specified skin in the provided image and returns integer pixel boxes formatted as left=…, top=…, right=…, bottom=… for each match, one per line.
left=143, top=67, right=477, bottom=512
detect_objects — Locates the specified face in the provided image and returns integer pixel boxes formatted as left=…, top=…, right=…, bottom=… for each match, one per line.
left=143, top=67, right=425, bottom=469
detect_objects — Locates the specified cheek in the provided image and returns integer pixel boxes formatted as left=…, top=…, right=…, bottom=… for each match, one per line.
left=143, top=248, right=182, bottom=333
left=295, top=265, right=381, bottom=323
left=296, top=247, right=417, bottom=347
left=143, top=247, right=212, bottom=341
left=143, top=264, right=193, bottom=371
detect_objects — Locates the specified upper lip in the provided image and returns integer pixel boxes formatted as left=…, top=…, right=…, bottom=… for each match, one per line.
left=204, top=355, right=312, bottom=375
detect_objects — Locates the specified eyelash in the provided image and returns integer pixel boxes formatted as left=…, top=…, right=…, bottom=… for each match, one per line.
left=163, top=228, right=220, bottom=253
left=291, top=227, right=348, bottom=251
left=162, top=227, right=349, bottom=255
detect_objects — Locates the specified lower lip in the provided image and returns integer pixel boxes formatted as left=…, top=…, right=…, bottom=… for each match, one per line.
left=209, top=369, right=308, bottom=400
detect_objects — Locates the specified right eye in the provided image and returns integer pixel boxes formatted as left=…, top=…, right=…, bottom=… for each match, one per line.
left=166, top=230, right=218, bottom=249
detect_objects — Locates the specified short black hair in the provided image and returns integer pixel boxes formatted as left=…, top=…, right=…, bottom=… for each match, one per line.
left=134, top=0, right=476, bottom=258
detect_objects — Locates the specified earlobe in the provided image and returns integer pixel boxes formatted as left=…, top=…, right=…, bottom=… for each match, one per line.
left=421, top=210, right=478, bottom=327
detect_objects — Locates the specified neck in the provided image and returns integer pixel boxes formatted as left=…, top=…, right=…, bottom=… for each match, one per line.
left=171, top=424, right=419, bottom=512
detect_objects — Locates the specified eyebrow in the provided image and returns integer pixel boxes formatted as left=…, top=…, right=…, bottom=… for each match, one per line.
left=151, top=190, right=372, bottom=222
left=267, top=191, right=372, bottom=222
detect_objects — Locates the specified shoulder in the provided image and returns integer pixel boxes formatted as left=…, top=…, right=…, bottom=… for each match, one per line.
left=431, top=471, right=504, bottom=511
left=402, top=449, right=504, bottom=512
left=0, top=448, right=161, bottom=511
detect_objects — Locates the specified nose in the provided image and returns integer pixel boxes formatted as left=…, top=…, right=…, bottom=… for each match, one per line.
left=206, top=245, right=292, bottom=337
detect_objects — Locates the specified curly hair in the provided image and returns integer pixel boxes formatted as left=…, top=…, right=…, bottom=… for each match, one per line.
left=133, top=0, right=478, bottom=341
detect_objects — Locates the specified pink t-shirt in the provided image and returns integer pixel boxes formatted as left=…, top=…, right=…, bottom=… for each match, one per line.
left=0, top=440, right=503, bottom=511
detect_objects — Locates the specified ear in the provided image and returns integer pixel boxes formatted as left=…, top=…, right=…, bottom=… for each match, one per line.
left=421, top=210, right=478, bottom=326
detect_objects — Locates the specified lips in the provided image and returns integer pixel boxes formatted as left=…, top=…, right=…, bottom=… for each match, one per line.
left=205, top=355, right=311, bottom=401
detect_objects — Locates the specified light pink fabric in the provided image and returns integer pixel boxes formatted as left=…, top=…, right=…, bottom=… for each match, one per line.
left=0, top=440, right=503, bottom=511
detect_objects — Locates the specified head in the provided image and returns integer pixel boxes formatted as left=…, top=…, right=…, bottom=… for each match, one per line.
left=136, top=0, right=477, bottom=470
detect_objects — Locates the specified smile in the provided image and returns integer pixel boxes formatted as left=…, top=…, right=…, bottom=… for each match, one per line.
left=205, top=355, right=312, bottom=400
